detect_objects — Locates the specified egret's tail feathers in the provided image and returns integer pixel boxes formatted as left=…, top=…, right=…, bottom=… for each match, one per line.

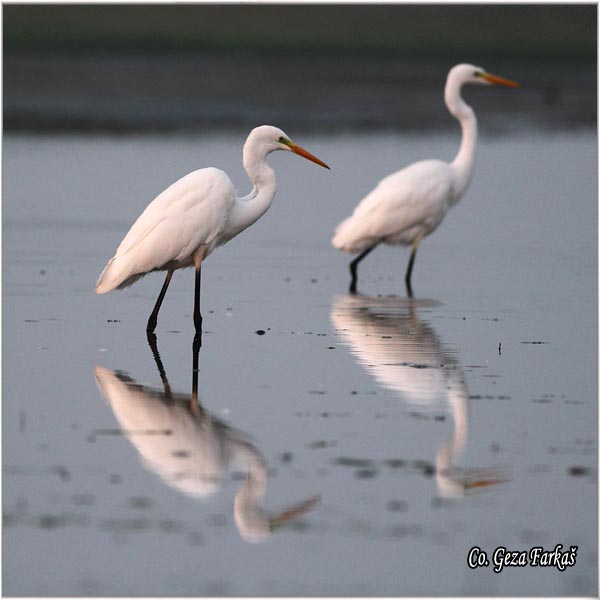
left=96, top=257, right=142, bottom=294
left=332, top=217, right=376, bottom=254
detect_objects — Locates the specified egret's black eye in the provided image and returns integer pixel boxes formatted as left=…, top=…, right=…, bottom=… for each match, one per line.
left=474, top=71, right=483, bottom=78
left=278, top=136, right=286, bottom=143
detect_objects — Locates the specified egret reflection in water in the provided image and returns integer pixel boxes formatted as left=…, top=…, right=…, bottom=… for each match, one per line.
left=94, top=336, right=319, bottom=543
left=330, top=294, right=509, bottom=497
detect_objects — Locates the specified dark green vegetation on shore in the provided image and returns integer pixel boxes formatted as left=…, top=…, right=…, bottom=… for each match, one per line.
left=4, top=5, right=596, bottom=60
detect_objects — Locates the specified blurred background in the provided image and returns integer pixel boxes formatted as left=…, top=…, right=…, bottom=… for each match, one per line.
left=4, top=4, right=596, bottom=133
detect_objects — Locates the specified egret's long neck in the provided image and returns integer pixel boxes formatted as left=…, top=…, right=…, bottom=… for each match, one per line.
left=225, top=143, right=276, bottom=241
left=445, top=79, right=478, bottom=203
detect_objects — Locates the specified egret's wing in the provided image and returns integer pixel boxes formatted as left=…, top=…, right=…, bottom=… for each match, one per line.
left=352, top=160, right=452, bottom=238
left=97, top=168, right=235, bottom=292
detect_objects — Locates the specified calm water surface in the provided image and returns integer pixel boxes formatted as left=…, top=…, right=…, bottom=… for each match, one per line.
left=3, top=130, right=597, bottom=595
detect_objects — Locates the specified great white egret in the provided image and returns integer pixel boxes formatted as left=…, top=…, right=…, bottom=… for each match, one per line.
left=332, top=64, right=519, bottom=294
left=96, top=125, right=329, bottom=334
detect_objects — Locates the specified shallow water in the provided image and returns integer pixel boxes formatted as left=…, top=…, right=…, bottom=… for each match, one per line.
left=3, top=130, right=597, bottom=595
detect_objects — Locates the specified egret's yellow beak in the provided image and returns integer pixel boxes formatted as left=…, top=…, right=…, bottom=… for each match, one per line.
left=481, top=72, right=520, bottom=88
left=288, top=142, right=330, bottom=170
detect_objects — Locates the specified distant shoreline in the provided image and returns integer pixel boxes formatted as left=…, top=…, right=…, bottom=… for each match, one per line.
left=4, top=52, right=595, bottom=134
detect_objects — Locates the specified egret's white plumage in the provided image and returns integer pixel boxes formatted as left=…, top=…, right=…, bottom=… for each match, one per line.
left=96, top=167, right=234, bottom=293
left=96, top=125, right=329, bottom=333
left=94, top=364, right=319, bottom=542
left=330, top=294, right=510, bottom=497
left=332, top=64, right=519, bottom=293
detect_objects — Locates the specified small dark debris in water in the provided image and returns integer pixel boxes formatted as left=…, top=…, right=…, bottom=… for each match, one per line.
left=326, top=346, right=336, bottom=349
left=209, top=513, right=228, bottom=527
left=50, top=466, right=71, bottom=482
left=72, top=493, right=95, bottom=506
left=412, top=460, right=435, bottom=477
left=434, top=414, right=446, bottom=422
left=24, top=319, right=38, bottom=323
left=310, top=278, right=318, bottom=283
left=498, top=342, right=502, bottom=355
left=158, top=519, right=181, bottom=533
left=388, top=523, right=423, bottom=538
left=355, top=468, right=378, bottom=479
left=490, top=442, right=501, bottom=453
left=280, top=451, right=293, bottom=464
left=387, top=499, right=409, bottom=512
left=255, top=329, right=266, bottom=335
left=186, top=531, right=205, bottom=546
left=309, top=390, right=326, bottom=395
left=462, top=317, right=466, bottom=320
left=308, top=440, right=337, bottom=449
left=334, top=457, right=374, bottom=468
left=38, top=514, right=63, bottom=529
left=128, top=496, right=153, bottom=510
left=3, top=513, right=21, bottom=527
left=568, top=466, right=592, bottom=477
left=382, top=335, right=392, bottom=339
left=39, top=269, right=46, bottom=275
left=519, top=528, right=545, bottom=544
left=101, top=517, right=151, bottom=532
left=520, top=341, right=549, bottom=344
left=351, top=390, right=358, bottom=395
left=107, top=319, right=121, bottom=323
left=108, top=474, right=122, bottom=484
left=384, top=459, right=406, bottom=469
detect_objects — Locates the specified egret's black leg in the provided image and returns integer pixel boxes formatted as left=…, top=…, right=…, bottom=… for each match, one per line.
left=147, top=270, right=174, bottom=333
left=405, top=244, right=418, bottom=298
left=189, top=330, right=206, bottom=418
left=146, top=330, right=172, bottom=398
left=193, top=264, right=203, bottom=335
left=192, top=332, right=201, bottom=402
left=349, top=245, right=377, bottom=294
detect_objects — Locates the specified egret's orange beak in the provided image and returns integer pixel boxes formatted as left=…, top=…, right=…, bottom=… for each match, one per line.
left=269, top=494, right=321, bottom=531
left=481, top=72, right=520, bottom=88
left=288, top=143, right=330, bottom=169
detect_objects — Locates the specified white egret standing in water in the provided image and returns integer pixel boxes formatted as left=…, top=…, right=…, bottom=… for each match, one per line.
left=96, top=125, right=329, bottom=333
left=332, top=64, right=519, bottom=294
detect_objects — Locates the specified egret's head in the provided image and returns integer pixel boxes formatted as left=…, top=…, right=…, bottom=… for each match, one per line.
left=247, top=125, right=330, bottom=169
left=449, top=63, right=520, bottom=88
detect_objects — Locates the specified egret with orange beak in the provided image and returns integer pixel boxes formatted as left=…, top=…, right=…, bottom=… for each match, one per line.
left=332, top=64, right=519, bottom=294
left=96, top=125, right=329, bottom=334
